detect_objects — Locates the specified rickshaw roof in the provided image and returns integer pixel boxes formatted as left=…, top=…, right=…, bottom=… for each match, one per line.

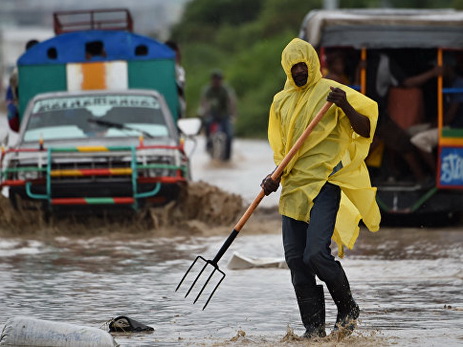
left=18, top=30, right=175, bottom=65
left=299, top=9, right=463, bottom=49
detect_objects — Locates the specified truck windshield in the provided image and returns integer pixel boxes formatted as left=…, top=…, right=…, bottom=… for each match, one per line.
left=23, top=94, right=170, bottom=142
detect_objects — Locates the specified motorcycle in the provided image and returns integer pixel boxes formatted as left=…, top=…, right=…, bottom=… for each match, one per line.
left=204, top=117, right=232, bottom=161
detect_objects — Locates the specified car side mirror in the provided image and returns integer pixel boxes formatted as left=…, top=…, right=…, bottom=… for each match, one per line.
left=177, top=117, right=202, bottom=137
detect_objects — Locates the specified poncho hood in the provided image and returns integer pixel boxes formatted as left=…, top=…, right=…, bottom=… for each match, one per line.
left=281, top=38, right=322, bottom=90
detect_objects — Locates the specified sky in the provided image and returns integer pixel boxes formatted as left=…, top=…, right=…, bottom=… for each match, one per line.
left=0, top=0, right=192, bottom=38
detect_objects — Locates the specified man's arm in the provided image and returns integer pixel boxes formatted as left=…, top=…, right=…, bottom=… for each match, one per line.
left=327, top=87, right=371, bottom=138
left=402, top=66, right=443, bottom=88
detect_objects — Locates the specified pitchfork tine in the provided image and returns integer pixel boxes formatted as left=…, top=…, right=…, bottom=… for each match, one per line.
left=175, top=256, right=200, bottom=292
left=184, top=259, right=208, bottom=298
left=193, top=265, right=217, bottom=304
left=202, top=268, right=226, bottom=310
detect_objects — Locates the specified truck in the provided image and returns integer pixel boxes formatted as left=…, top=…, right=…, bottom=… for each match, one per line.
left=0, top=9, right=200, bottom=213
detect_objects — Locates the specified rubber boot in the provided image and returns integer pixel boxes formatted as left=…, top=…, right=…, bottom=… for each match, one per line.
left=326, top=262, right=360, bottom=336
left=295, top=284, right=326, bottom=338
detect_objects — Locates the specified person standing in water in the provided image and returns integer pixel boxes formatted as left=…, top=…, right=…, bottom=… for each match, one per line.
left=261, top=38, right=380, bottom=338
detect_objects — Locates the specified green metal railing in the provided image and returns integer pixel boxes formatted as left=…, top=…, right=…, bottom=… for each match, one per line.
left=2, top=145, right=187, bottom=210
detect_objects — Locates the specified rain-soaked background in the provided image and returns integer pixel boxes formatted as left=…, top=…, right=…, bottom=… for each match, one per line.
left=1, top=117, right=462, bottom=346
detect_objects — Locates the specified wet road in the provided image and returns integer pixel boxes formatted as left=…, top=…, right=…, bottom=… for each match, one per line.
left=1, top=117, right=463, bottom=346
left=0, top=226, right=462, bottom=346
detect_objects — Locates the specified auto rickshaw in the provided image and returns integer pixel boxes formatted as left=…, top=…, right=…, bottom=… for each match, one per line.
left=299, top=9, right=463, bottom=222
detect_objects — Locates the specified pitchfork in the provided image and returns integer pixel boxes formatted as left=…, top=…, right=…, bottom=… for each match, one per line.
left=176, top=101, right=333, bottom=310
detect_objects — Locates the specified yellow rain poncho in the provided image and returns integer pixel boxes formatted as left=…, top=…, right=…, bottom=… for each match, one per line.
left=268, top=38, right=380, bottom=256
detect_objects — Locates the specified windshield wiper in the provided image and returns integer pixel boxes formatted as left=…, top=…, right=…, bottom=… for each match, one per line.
left=87, top=118, right=154, bottom=139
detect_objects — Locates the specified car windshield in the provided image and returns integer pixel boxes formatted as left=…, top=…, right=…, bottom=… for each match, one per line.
left=23, top=94, right=170, bottom=142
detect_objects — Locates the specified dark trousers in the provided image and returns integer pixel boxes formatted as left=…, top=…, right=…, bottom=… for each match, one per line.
left=282, top=182, right=345, bottom=290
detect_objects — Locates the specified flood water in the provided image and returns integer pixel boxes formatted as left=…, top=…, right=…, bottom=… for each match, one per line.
left=1, top=219, right=462, bottom=346
left=1, top=120, right=463, bottom=346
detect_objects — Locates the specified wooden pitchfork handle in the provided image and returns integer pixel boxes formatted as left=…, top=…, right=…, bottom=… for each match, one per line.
left=210, top=101, right=333, bottom=265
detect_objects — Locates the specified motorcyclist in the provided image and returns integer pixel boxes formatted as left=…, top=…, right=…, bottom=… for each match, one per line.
left=198, top=69, right=237, bottom=160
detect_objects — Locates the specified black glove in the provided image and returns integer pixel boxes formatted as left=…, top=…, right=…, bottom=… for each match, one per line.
left=260, top=174, right=280, bottom=196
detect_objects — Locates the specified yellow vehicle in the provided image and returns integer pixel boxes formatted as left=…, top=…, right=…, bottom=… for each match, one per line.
left=300, top=9, right=463, bottom=222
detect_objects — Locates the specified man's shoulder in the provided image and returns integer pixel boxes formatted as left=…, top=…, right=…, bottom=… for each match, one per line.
left=272, top=89, right=288, bottom=103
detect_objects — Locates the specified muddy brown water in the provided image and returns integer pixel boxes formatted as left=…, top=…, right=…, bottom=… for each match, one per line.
left=1, top=123, right=462, bottom=346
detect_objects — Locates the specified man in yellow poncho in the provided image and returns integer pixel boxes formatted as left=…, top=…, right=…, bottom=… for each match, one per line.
left=261, top=38, right=380, bottom=338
